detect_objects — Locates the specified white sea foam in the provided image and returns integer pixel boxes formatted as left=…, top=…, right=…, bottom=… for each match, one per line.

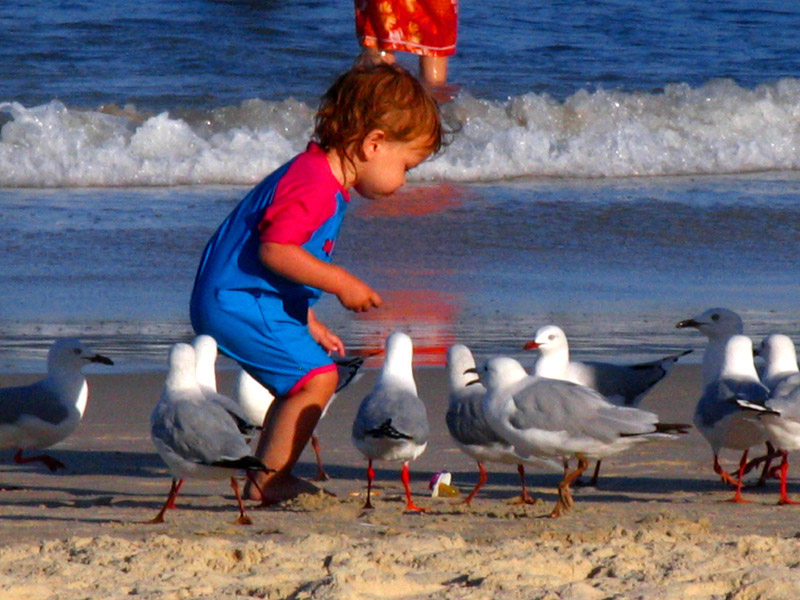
left=2, top=78, right=800, bottom=187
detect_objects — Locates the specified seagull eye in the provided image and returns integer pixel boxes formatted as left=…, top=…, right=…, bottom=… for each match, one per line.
left=73, top=348, right=82, bottom=356
left=548, top=335, right=556, bottom=341
left=711, top=314, right=720, bottom=321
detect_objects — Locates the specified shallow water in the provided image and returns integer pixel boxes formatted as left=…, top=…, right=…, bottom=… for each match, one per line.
left=2, top=174, right=798, bottom=372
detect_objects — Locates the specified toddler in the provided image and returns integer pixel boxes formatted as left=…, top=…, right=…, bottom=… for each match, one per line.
left=190, top=63, right=444, bottom=503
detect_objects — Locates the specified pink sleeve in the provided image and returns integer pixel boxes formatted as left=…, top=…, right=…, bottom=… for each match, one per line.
left=258, top=159, right=337, bottom=245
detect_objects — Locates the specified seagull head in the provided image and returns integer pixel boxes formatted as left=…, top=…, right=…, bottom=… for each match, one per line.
left=480, top=357, right=529, bottom=391
left=48, top=338, right=114, bottom=374
left=523, top=325, right=568, bottom=355
left=446, top=344, right=481, bottom=389
left=675, top=307, right=743, bottom=341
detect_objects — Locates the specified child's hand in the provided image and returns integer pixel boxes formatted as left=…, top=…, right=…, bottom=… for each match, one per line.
left=336, top=273, right=383, bottom=313
left=308, top=309, right=345, bottom=356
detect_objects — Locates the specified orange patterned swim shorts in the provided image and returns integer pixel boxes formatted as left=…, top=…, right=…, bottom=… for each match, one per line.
left=355, top=0, right=458, bottom=57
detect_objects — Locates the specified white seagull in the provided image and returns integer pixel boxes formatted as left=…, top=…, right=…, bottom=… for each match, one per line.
left=693, top=334, right=770, bottom=502
left=352, top=331, right=429, bottom=511
left=524, top=324, right=690, bottom=485
left=0, top=338, right=113, bottom=473
left=675, top=307, right=744, bottom=388
left=756, top=334, right=800, bottom=396
left=445, top=343, right=560, bottom=505
left=480, top=356, right=688, bottom=517
left=735, top=373, right=800, bottom=505
left=149, top=343, right=270, bottom=524
left=232, top=353, right=365, bottom=481
left=191, top=335, right=262, bottom=442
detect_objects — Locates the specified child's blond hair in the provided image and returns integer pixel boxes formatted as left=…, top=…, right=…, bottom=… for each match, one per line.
left=314, top=64, right=443, bottom=172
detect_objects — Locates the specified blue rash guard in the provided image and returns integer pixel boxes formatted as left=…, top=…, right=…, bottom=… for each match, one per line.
left=190, top=143, right=349, bottom=398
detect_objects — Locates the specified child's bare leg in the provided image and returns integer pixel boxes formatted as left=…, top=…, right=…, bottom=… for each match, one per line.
left=244, top=369, right=338, bottom=503
left=420, top=55, right=448, bottom=85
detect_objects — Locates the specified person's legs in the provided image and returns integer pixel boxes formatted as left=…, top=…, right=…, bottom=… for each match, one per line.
left=245, top=368, right=339, bottom=503
left=356, top=46, right=396, bottom=66
left=419, top=55, right=448, bottom=85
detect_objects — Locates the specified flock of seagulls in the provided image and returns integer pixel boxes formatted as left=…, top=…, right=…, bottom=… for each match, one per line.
left=2, top=306, right=800, bottom=521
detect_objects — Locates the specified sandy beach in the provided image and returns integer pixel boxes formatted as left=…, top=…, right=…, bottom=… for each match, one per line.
left=2, top=363, right=800, bottom=599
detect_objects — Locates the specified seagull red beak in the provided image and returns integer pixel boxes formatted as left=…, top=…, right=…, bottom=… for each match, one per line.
left=523, top=340, right=541, bottom=350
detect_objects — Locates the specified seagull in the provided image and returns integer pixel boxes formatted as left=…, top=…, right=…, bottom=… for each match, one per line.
left=149, top=343, right=271, bottom=524
left=677, top=308, right=777, bottom=485
left=352, top=331, right=429, bottom=511
left=756, top=334, right=800, bottom=396
left=675, top=307, right=744, bottom=388
left=479, top=356, right=688, bottom=518
left=191, top=335, right=261, bottom=441
left=445, top=343, right=560, bottom=505
left=232, top=353, right=366, bottom=481
left=735, top=375, right=800, bottom=505
left=523, top=324, right=690, bottom=485
left=0, top=338, right=113, bottom=473
left=693, top=335, right=770, bottom=502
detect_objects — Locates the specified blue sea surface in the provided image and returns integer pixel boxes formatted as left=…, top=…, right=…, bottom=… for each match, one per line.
left=1, top=0, right=799, bottom=371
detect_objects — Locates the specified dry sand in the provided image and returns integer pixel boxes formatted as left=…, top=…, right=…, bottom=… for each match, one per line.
left=2, top=364, right=800, bottom=599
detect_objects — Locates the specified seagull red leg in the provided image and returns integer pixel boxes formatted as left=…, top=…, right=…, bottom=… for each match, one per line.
left=14, top=449, right=65, bottom=472
left=148, top=478, right=183, bottom=524
left=310, top=434, right=329, bottom=482
left=727, top=450, right=750, bottom=503
left=513, top=464, right=537, bottom=505
left=231, top=477, right=254, bottom=524
left=587, top=460, right=602, bottom=487
left=550, top=455, right=589, bottom=518
left=363, top=459, right=375, bottom=509
left=458, top=461, right=487, bottom=505
left=713, top=454, right=742, bottom=487
left=776, top=451, right=800, bottom=506
left=401, top=461, right=426, bottom=512
left=165, top=478, right=184, bottom=509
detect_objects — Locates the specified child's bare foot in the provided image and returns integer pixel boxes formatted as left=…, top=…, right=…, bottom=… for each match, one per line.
left=245, top=472, right=321, bottom=505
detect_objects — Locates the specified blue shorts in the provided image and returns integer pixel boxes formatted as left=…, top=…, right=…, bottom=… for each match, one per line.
left=191, top=288, right=334, bottom=398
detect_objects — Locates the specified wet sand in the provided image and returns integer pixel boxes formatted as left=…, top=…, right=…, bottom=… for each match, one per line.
left=2, top=364, right=800, bottom=599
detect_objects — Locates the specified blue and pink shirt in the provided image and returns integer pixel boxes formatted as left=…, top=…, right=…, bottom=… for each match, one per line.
left=191, top=142, right=349, bottom=311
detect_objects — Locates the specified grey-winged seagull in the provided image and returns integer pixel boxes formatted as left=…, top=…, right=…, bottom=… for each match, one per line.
left=676, top=307, right=744, bottom=388
left=734, top=334, right=800, bottom=504
left=735, top=371, right=800, bottom=505
left=445, top=343, right=560, bottom=505
left=479, top=356, right=688, bottom=517
left=677, top=308, right=777, bottom=485
left=149, top=342, right=270, bottom=524
left=191, top=335, right=262, bottom=442
left=693, top=334, right=770, bottom=502
left=524, top=324, right=690, bottom=485
left=352, top=331, right=429, bottom=511
left=0, top=338, right=113, bottom=473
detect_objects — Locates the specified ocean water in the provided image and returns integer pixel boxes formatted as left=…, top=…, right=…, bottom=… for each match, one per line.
left=1, top=0, right=799, bottom=371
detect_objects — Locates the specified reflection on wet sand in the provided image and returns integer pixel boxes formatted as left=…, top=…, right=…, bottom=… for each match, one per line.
left=352, top=289, right=460, bottom=367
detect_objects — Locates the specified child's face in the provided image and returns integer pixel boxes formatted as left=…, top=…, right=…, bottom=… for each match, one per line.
left=353, top=133, right=433, bottom=199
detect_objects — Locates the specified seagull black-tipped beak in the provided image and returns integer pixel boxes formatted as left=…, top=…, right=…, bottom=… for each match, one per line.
left=89, top=353, right=114, bottom=365
left=675, top=318, right=701, bottom=329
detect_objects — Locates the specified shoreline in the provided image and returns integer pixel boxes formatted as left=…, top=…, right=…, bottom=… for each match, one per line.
left=3, top=365, right=800, bottom=598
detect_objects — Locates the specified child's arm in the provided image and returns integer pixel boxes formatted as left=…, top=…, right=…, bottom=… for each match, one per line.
left=307, top=308, right=344, bottom=356
left=259, top=242, right=383, bottom=313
